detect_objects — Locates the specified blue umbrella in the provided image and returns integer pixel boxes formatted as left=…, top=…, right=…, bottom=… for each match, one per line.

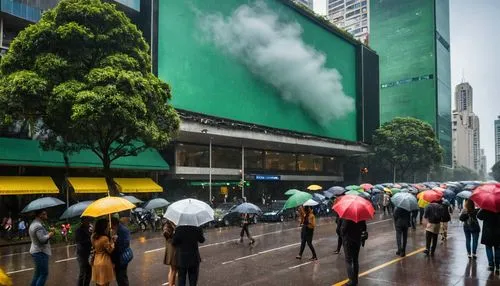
left=371, top=188, right=382, bottom=194
left=60, top=201, right=94, bottom=220
left=329, top=187, right=347, bottom=196
left=323, top=191, right=334, bottom=199
left=233, top=202, right=262, bottom=214
left=457, top=191, right=472, bottom=199
left=391, top=192, right=418, bottom=211
left=374, top=184, right=385, bottom=190
left=313, top=193, right=326, bottom=201
left=443, top=189, right=456, bottom=201
left=21, top=197, right=65, bottom=213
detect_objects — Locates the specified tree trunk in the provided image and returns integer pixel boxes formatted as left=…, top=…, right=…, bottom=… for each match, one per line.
left=103, top=158, right=119, bottom=196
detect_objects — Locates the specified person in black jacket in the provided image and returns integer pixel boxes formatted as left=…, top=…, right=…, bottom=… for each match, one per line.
left=75, top=217, right=92, bottom=286
left=111, top=217, right=132, bottom=286
left=340, top=218, right=367, bottom=286
left=477, top=209, right=500, bottom=273
left=333, top=215, right=343, bottom=254
left=172, top=225, right=206, bottom=286
left=393, top=207, right=410, bottom=257
left=440, top=201, right=452, bottom=241
left=459, top=200, right=481, bottom=259
left=423, top=202, right=442, bottom=256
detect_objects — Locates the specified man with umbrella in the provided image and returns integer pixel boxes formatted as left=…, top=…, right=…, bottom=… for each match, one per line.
left=240, top=213, right=255, bottom=245
left=393, top=206, right=410, bottom=257
left=75, top=216, right=92, bottom=286
left=29, top=209, right=55, bottom=286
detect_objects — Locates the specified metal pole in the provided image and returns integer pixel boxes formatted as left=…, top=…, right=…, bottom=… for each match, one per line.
left=0, top=17, right=4, bottom=48
left=150, top=0, right=154, bottom=74
left=209, top=137, right=212, bottom=202
left=241, top=146, right=245, bottom=201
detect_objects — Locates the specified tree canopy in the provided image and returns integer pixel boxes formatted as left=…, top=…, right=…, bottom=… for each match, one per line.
left=372, top=117, right=443, bottom=181
left=0, top=0, right=179, bottom=192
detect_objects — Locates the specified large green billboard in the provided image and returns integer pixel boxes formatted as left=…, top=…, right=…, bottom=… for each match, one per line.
left=157, top=0, right=358, bottom=141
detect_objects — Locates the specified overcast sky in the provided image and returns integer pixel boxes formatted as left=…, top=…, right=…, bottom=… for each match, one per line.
left=450, top=0, right=500, bottom=171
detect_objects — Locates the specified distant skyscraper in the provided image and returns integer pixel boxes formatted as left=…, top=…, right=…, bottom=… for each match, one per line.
left=495, top=116, right=500, bottom=164
left=293, top=0, right=328, bottom=16
left=480, top=148, right=487, bottom=178
left=370, top=0, right=452, bottom=166
left=327, top=0, right=369, bottom=43
left=452, top=82, right=480, bottom=172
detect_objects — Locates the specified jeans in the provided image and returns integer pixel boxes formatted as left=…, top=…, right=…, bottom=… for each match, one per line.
left=178, top=265, right=200, bottom=286
left=299, top=227, right=317, bottom=258
left=395, top=226, right=408, bottom=253
left=464, top=230, right=479, bottom=255
left=343, top=239, right=361, bottom=285
left=485, top=245, right=500, bottom=267
left=425, top=231, right=438, bottom=254
left=31, top=252, right=49, bottom=286
left=115, top=264, right=129, bottom=286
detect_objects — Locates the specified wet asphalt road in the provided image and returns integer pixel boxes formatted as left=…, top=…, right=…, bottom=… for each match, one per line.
left=1, top=212, right=500, bottom=286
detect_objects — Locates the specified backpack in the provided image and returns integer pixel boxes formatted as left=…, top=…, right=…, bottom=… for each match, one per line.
left=465, top=212, right=480, bottom=232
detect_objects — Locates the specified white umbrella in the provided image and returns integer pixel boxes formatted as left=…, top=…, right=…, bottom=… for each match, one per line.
left=303, top=199, right=319, bottom=206
left=164, top=198, right=214, bottom=226
left=122, top=195, right=143, bottom=204
left=233, top=202, right=261, bottom=214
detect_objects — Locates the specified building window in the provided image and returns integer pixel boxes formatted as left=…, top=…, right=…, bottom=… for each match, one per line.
left=245, top=150, right=264, bottom=169
left=297, top=154, right=323, bottom=172
left=176, top=144, right=209, bottom=167
left=212, top=147, right=242, bottom=169
left=264, top=152, right=297, bottom=171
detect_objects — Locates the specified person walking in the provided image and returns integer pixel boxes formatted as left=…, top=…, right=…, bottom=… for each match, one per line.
left=393, top=207, right=410, bottom=257
left=29, top=209, right=55, bottom=286
left=459, top=200, right=481, bottom=259
left=418, top=207, right=425, bottom=225
left=239, top=213, right=255, bottom=245
left=440, top=201, right=452, bottom=242
left=172, top=225, right=206, bottom=286
left=111, top=217, right=132, bottom=286
left=91, top=219, right=115, bottom=286
left=340, top=218, right=367, bottom=286
left=75, top=217, right=93, bottom=286
left=423, top=201, right=442, bottom=256
left=382, top=193, right=391, bottom=215
left=163, top=219, right=177, bottom=286
left=295, top=206, right=317, bottom=261
left=18, top=218, right=27, bottom=239
left=477, top=209, right=500, bottom=273
left=410, top=209, right=418, bottom=230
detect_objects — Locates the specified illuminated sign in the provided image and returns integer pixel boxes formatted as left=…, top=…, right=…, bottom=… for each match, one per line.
left=254, top=175, right=280, bottom=181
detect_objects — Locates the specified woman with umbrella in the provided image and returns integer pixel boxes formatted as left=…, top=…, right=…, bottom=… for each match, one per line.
left=163, top=219, right=177, bottom=286
left=459, top=200, right=481, bottom=259
left=91, top=219, right=115, bottom=286
left=296, top=206, right=317, bottom=261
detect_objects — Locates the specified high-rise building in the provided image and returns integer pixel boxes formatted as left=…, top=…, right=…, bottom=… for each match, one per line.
left=451, top=82, right=480, bottom=172
left=370, top=0, right=452, bottom=165
left=495, top=116, right=500, bottom=164
left=293, top=0, right=328, bottom=16
left=327, top=0, right=369, bottom=43
left=479, top=148, right=487, bottom=179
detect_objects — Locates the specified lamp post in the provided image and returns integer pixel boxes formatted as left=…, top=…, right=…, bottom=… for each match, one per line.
left=201, top=129, right=212, bottom=202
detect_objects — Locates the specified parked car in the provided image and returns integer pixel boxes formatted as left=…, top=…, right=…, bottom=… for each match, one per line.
left=260, top=200, right=295, bottom=222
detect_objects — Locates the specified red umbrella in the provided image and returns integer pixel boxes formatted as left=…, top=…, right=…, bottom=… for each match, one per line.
left=470, top=183, right=500, bottom=213
left=432, top=187, right=445, bottom=193
left=332, top=194, right=374, bottom=223
left=360, top=183, right=374, bottom=191
left=420, top=190, right=443, bottom=203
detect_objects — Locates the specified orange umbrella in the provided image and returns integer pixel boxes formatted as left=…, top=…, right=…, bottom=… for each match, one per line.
left=420, top=190, right=443, bottom=203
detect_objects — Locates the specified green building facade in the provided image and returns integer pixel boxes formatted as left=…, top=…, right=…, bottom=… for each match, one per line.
left=370, top=0, right=452, bottom=165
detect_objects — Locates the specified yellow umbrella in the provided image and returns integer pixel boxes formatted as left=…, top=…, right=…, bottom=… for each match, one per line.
left=418, top=198, right=430, bottom=208
left=81, top=196, right=135, bottom=217
left=383, top=187, right=392, bottom=194
left=0, top=268, right=12, bottom=286
left=307, top=184, right=322, bottom=191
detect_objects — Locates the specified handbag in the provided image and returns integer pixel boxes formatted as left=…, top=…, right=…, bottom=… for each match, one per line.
left=120, top=247, right=134, bottom=265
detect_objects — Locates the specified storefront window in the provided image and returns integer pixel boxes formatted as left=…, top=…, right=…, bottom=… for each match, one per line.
left=297, top=154, right=323, bottom=172
left=324, top=156, right=342, bottom=174
left=175, top=144, right=209, bottom=167
left=264, top=152, right=296, bottom=171
left=245, top=150, right=263, bottom=169
left=212, top=147, right=241, bottom=169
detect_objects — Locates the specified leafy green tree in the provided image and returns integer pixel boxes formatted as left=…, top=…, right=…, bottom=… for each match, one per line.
left=372, top=117, right=443, bottom=182
left=491, top=161, right=500, bottom=181
left=0, top=0, right=180, bottom=194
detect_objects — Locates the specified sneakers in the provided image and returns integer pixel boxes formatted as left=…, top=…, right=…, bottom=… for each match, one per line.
left=333, top=250, right=340, bottom=254
left=472, top=254, right=477, bottom=260
left=400, top=251, right=406, bottom=257
left=423, top=249, right=429, bottom=256
left=467, top=253, right=472, bottom=259
left=296, top=255, right=302, bottom=259
left=239, top=237, right=243, bottom=243
left=488, top=265, right=494, bottom=271
left=249, top=239, right=255, bottom=245
left=396, top=250, right=401, bottom=256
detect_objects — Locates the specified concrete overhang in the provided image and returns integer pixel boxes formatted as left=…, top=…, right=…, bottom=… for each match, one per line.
left=177, top=121, right=370, bottom=157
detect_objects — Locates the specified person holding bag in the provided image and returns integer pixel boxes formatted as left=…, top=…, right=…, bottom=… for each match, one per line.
left=459, top=200, right=481, bottom=259
left=163, top=220, right=177, bottom=286
left=91, top=219, right=115, bottom=286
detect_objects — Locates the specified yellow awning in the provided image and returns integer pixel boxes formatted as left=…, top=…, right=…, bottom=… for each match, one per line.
left=68, top=177, right=108, bottom=194
left=0, top=176, right=59, bottom=195
left=114, top=178, right=163, bottom=193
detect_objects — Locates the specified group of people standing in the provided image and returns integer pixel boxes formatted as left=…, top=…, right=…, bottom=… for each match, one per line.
left=162, top=219, right=205, bottom=286
left=28, top=209, right=132, bottom=286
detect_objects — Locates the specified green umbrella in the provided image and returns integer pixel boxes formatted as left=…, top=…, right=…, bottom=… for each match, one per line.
left=391, top=188, right=402, bottom=194
left=285, top=189, right=301, bottom=196
left=345, top=190, right=362, bottom=196
left=284, top=191, right=313, bottom=209
left=346, top=185, right=362, bottom=191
